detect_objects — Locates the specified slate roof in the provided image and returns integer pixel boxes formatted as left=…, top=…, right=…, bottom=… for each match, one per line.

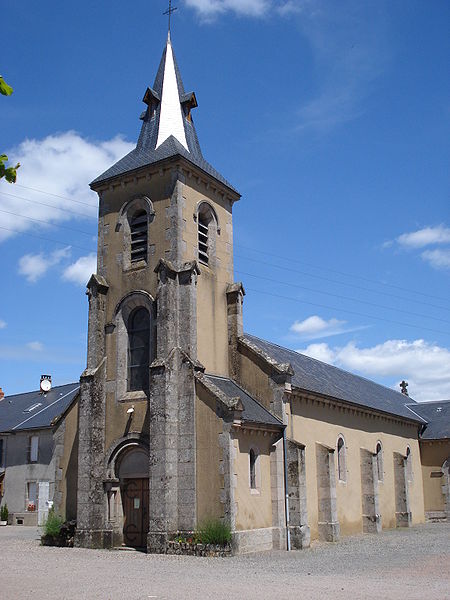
left=0, top=383, right=79, bottom=433
left=203, top=374, right=283, bottom=429
left=91, top=35, right=238, bottom=194
left=243, top=334, right=425, bottom=423
left=406, top=400, right=450, bottom=439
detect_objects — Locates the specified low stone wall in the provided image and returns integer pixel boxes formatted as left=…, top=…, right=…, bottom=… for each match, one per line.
left=166, top=541, right=232, bottom=557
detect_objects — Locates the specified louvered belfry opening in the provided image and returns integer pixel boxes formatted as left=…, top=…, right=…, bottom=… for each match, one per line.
left=198, top=213, right=209, bottom=264
left=130, top=210, right=148, bottom=263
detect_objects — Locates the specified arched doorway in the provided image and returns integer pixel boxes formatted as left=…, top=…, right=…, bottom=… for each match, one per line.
left=116, top=447, right=149, bottom=548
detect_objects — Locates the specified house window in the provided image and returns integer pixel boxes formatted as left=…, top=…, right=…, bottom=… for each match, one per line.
left=406, top=446, right=413, bottom=482
left=337, top=436, right=347, bottom=482
left=28, top=436, right=39, bottom=463
left=27, top=481, right=37, bottom=512
left=130, top=210, right=148, bottom=263
left=376, top=442, right=383, bottom=482
left=127, top=307, right=150, bottom=392
left=249, top=448, right=257, bottom=490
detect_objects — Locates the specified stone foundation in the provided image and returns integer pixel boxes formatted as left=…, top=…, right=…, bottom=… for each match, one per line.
left=232, top=527, right=283, bottom=554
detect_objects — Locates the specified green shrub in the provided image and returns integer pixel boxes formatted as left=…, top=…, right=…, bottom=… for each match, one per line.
left=0, top=504, right=8, bottom=521
left=196, top=518, right=231, bottom=545
left=44, top=509, right=64, bottom=537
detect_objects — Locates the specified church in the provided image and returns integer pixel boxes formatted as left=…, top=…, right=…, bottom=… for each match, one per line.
left=2, top=31, right=448, bottom=554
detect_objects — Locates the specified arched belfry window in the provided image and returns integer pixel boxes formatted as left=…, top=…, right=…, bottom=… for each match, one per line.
left=197, top=202, right=218, bottom=266
left=130, top=210, right=148, bottom=263
left=127, top=307, right=150, bottom=392
left=337, top=435, right=347, bottom=482
left=376, top=442, right=383, bottom=482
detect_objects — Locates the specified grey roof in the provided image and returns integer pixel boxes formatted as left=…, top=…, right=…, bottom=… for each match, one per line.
left=244, top=334, right=424, bottom=423
left=406, top=400, right=450, bottom=439
left=91, top=39, right=238, bottom=194
left=0, top=383, right=79, bottom=433
left=203, top=374, right=283, bottom=429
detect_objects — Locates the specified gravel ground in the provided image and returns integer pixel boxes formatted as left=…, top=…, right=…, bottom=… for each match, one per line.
left=1, top=523, right=449, bottom=600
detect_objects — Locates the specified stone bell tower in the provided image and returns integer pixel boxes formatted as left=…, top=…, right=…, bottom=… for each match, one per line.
left=75, top=32, right=240, bottom=549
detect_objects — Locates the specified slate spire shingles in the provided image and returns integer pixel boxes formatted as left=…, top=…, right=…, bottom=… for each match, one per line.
left=91, top=33, right=238, bottom=193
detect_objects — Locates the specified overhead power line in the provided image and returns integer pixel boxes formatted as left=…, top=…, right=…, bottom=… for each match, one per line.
left=0, top=226, right=94, bottom=253
left=1, top=191, right=95, bottom=220
left=235, top=254, right=450, bottom=313
left=235, top=269, right=450, bottom=326
left=241, top=286, right=450, bottom=337
left=235, top=243, right=449, bottom=304
left=0, top=208, right=94, bottom=237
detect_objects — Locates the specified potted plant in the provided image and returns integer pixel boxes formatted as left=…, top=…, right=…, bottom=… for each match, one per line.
left=0, top=503, right=8, bottom=525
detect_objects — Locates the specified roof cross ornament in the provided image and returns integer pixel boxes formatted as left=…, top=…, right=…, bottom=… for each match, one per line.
left=400, top=380, right=409, bottom=396
left=163, top=0, right=177, bottom=34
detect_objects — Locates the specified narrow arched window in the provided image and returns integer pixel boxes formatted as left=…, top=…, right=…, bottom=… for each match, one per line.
left=198, top=213, right=209, bottom=264
left=376, top=442, right=383, bottom=482
left=249, top=448, right=257, bottom=489
left=127, top=307, right=150, bottom=391
left=130, top=210, right=148, bottom=263
left=406, top=446, right=413, bottom=482
left=337, top=436, right=346, bottom=482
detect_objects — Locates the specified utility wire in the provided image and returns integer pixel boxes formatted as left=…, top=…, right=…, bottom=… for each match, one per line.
left=241, top=286, right=450, bottom=337
left=14, top=183, right=97, bottom=208
left=1, top=191, right=95, bottom=219
left=0, top=226, right=94, bottom=253
left=0, top=208, right=94, bottom=237
left=235, top=269, right=450, bottom=325
left=235, top=243, right=449, bottom=303
left=235, top=254, right=450, bottom=312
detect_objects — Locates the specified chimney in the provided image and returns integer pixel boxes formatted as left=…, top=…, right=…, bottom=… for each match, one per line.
left=0, top=388, right=4, bottom=401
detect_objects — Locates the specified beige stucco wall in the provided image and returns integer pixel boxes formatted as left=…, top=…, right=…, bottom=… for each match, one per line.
left=58, top=399, right=79, bottom=520
left=234, top=430, right=274, bottom=531
left=195, top=386, right=223, bottom=523
left=288, top=395, right=425, bottom=539
left=181, top=180, right=234, bottom=377
left=420, top=440, right=450, bottom=512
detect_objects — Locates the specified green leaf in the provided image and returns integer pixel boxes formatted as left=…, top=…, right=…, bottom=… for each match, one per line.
left=0, top=76, right=13, bottom=96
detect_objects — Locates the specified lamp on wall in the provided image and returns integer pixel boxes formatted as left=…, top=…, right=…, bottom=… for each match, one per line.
left=126, top=405, right=135, bottom=415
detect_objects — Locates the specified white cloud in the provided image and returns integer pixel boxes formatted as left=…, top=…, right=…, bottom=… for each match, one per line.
left=62, top=253, right=97, bottom=286
left=0, top=320, right=6, bottom=329
left=290, top=315, right=345, bottom=337
left=290, top=314, right=367, bottom=340
left=0, top=132, right=134, bottom=243
left=421, top=248, right=450, bottom=270
left=184, top=0, right=271, bottom=18
left=26, top=341, right=44, bottom=352
left=18, top=247, right=71, bottom=283
left=299, top=338, right=450, bottom=402
left=397, top=225, right=450, bottom=249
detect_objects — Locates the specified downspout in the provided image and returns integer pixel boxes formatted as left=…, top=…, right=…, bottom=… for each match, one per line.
left=283, top=426, right=291, bottom=551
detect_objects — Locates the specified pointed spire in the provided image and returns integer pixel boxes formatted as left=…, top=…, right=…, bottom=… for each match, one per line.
left=156, top=33, right=189, bottom=151
left=91, top=36, right=239, bottom=196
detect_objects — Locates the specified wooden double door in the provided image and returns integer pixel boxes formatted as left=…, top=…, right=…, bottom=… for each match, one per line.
left=121, top=478, right=149, bottom=548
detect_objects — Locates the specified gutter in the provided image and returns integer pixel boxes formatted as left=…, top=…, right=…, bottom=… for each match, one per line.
left=282, top=427, right=291, bottom=551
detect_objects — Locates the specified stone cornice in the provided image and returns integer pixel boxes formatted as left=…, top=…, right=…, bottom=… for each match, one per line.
left=226, top=282, right=246, bottom=297
left=195, top=372, right=243, bottom=412
left=290, top=386, right=422, bottom=428
left=238, top=336, right=294, bottom=377
left=154, top=258, right=201, bottom=278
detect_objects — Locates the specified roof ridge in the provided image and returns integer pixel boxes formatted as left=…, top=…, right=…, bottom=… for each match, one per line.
left=407, top=399, right=450, bottom=405
left=244, top=332, right=415, bottom=403
left=3, top=381, right=80, bottom=400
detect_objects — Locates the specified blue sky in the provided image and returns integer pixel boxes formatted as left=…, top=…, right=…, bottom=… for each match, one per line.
left=1, top=0, right=449, bottom=400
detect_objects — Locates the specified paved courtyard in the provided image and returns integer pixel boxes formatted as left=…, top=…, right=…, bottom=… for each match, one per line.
left=0, top=523, right=449, bottom=599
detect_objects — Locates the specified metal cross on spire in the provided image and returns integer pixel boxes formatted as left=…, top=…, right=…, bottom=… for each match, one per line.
left=163, top=0, right=177, bottom=34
